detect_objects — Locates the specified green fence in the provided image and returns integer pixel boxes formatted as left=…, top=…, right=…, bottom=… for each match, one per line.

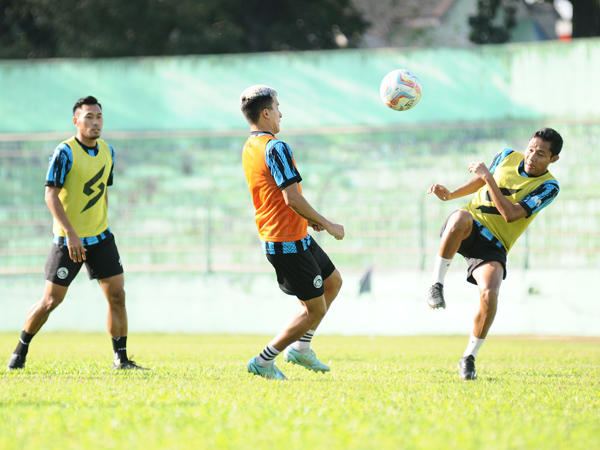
left=1, top=120, right=598, bottom=275
left=1, top=38, right=599, bottom=135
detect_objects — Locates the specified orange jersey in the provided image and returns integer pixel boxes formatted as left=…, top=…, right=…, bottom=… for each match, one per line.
left=242, top=132, right=308, bottom=242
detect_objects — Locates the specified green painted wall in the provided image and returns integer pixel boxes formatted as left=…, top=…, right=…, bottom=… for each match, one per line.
left=0, top=38, right=599, bottom=134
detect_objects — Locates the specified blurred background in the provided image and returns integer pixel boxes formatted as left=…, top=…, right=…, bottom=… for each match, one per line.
left=1, top=0, right=599, bottom=336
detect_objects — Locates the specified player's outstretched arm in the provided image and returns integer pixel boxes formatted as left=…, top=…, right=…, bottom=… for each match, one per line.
left=282, top=183, right=345, bottom=240
left=427, top=184, right=452, bottom=201
left=427, top=176, right=485, bottom=201
left=45, top=186, right=86, bottom=262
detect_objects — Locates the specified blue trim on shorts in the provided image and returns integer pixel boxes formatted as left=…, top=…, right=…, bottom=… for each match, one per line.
left=473, top=220, right=505, bottom=251
left=53, top=228, right=112, bottom=247
left=261, top=235, right=311, bottom=255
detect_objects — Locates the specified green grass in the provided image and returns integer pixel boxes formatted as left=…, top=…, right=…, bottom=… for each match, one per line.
left=1, top=333, right=599, bottom=450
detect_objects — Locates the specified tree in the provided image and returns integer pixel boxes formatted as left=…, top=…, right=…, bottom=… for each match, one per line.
left=468, top=0, right=600, bottom=45
left=468, top=0, right=519, bottom=44
left=569, top=0, right=600, bottom=37
left=0, top=0, right=55, bottom=58
left=0, top=0, right=369, bottom=59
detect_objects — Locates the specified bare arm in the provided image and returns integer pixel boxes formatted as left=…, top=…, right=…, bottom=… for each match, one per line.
left=427, top=176, right=485, bottom=201
left=281, top=183, right=344, bottom=240
left=468, top=161, right=527, bottom=223
left=45, top=186, right=86, bottom=262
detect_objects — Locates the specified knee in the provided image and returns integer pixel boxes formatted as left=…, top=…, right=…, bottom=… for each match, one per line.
left=108, top=288, right=126, bottom=308
left=41, top=294, right=64, bottom=313
left=480, top=288, right=499, bottom=309
left=309, top=299, right=328, bottom=320
left=448, top=210, right=473, bottom=232
left=331, top=271, right=343, bottom=293
left=314, top=307, right=327, bottom=321
left=326, top=270, right=343, bottom=296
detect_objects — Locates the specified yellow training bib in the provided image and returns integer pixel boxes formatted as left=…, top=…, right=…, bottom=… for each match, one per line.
left=52, top=137, right=112, bottom=238
left=464, top=151, right=555, bottom=251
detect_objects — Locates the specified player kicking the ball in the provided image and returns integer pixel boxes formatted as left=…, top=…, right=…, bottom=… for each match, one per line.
left=427, top=128, right=562, bottom=380
left=241, top=85, right=344, bottom=380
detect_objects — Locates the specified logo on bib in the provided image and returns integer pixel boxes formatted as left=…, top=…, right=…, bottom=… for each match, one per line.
left=313, top=275, right=323, bottom=289
left=81, top=166, right=106, bottom=213
left=57, top=267, right=69, bottom=279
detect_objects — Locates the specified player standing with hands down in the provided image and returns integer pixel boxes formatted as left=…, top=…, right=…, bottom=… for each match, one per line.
left=7, top=96, right=147, bottom=371
left=427, top=128, right=562, bottom=380
left=241, top=85, right=345, bottom=380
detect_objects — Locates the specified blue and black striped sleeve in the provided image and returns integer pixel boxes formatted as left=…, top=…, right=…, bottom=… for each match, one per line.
left=518, top=180, right=559, bottom=218
left=45, top=143, right=73, bottom=188
left=265, top=139, right=302, bottom=189
left=488, top=148, right=514, bottom=174
left=107, top=144, right=115, bottom=186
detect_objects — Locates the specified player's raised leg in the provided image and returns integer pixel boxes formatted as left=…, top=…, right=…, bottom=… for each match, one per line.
left=428, top=210, right=473, bottom=309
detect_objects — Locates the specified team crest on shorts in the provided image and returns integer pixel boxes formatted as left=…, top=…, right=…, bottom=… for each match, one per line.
left=313, top=275, right=323, bottom=288
left=57, top=267, right=69, bottom=279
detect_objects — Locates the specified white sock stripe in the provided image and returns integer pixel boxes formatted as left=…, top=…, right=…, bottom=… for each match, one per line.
left=299, top=331, right=315, bottom=342
left=19, top=338, right=29, bottom=346
left=266, top=344, right=281, bottom=354
left=260, top=347, right=280, bottom=360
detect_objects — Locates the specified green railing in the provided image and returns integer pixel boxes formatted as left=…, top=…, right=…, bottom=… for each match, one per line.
left=1, top=121, right=599, bottom=275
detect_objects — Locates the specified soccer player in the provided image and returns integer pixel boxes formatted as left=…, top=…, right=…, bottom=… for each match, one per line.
left=427, top=128, right=562, bottom=380
left=7, top=96, right=147, bottom=371
left=240, top=85, right=345, bottom=380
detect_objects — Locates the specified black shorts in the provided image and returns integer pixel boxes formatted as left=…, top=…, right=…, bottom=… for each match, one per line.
left=44, top=234, right=124, bottom=286
left=441, top=216, right=507, bottom=286
left=265, top=236, right=336, bottom=301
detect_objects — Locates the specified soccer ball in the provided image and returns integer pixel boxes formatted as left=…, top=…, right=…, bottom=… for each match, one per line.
left=379, top=69, right=422, bottom=111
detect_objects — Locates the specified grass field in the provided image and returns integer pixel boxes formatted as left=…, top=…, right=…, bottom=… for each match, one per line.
left=1, top=333, right=599, bottom=450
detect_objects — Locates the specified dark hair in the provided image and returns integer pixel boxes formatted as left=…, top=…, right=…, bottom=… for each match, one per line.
left=73, top=96, right=102, bottom=115
left=532, top=127, right=563, bottom=156
left=240, top=85, right=277, bottom=124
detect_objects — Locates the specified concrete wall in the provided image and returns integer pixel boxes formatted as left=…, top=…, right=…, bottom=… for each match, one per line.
left=1, top=269, right=598, bottom=336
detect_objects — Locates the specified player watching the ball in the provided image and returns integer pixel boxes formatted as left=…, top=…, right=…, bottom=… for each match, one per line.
left=240, top=85, right=345, bottom=380
left=7, top=96, right=147, bottom=371
left=427, top=127, right=562, bottom=380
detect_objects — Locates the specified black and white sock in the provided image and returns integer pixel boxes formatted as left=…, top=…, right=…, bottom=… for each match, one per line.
left=291, top=329, right=315, bottom=352
left=256, top=344, right=280, bottom=368
left=112, top=336, right=128, bottom=362
left=14, top=330, right=35, bottom=356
